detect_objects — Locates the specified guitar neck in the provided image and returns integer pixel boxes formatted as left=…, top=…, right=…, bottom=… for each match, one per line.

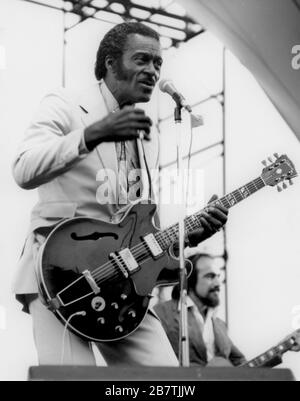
left=155, top=176, right=266, bottom=250
left=243, top=337, right=296, bottom=368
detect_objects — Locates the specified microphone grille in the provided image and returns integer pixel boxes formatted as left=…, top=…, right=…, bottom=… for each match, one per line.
left=159, top=79, right=171, bottom=93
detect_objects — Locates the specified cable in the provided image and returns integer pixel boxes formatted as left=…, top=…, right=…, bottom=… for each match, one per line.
left=185, top=113, right=195, bottom=213
left=60, top=311, right=86, bottom=365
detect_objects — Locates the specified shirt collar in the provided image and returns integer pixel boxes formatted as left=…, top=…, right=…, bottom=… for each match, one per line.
left=100, top=79, right=119, bottom=113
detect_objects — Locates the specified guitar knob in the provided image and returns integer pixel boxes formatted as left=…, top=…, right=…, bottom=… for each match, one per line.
left=273, top=153, right=279, bottom=159
left=128, top=310, right=136, bottom=318
left=91, top=296, right=106, bottom=312
left=289, top=179, right=294, bottom=185
left=261, top=160, right=267, bottom=167
left=282, top=182, right=287, bottom=189
left=111, top=302, right=119, bottom=309
left=115, top=325, right=124, bottom=333
left=277, top=185, right=282, bottom=192
left=97, top=317, right=105, bottom=325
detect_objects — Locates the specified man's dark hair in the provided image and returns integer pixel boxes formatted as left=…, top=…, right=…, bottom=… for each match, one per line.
left=95, top=22, right=160, bottom=80
left=172, top=253, right=213, bottom=300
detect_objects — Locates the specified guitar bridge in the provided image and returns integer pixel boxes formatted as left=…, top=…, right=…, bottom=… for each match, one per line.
left=83, top=270, right=100, bottom=294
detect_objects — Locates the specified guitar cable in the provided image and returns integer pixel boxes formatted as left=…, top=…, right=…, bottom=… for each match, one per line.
left=60, top=311, right=86, bottom=365
left=185, top=113, right=194, bottom=213
left=140, top=137, right=153, bottom=203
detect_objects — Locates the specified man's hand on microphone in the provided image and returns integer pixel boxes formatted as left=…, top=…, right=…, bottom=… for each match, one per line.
left=84, top=106, right=152, bottom=151
left=187, top=195, right=228, bottom=247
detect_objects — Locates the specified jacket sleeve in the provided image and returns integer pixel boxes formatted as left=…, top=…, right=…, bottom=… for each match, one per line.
left=228, top=338, right=248, bottom=367
left=12, top=89, right=89, bottom=190
left=215, top=318, right=247, bottom=366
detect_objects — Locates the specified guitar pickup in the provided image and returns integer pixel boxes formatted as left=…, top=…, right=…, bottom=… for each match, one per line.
left=110, top=252, right=129, bottom=278
left=143, top=233, right=163, bottom=258
left=118, top=248, right=139, bottom=272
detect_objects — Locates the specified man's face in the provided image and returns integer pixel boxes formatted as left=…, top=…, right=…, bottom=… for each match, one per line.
left=111, top=33, right=162, bottom=105
left=194, top=257, right=221, bottom=308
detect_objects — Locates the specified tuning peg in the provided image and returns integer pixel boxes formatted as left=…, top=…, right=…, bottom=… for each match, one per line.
left=277, top=185, right=282, bottom=192
left=289, top=179, right=294, bottom=185
left=268, top=157, right=273, bottom=163
left=273, top=153, right=279, bottom=159
left=282, top=182, right=287, bottom=189
left=261, top=160, right=267, bottom=167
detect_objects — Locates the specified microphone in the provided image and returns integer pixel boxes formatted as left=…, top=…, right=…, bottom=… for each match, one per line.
left=159, top=79, right=192, bottom=112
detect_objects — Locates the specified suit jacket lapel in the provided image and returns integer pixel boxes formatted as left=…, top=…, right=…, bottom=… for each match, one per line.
left=79, top=83, right=118, bottom=174
left=136, top=126, right=160, bottom=202
left=78, top=83, right=118, bottom=204
left=187, top=306, right=208, bottom=363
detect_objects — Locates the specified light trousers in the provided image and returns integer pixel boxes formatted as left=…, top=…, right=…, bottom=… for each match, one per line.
left=29, top=298, right=179, bottom=366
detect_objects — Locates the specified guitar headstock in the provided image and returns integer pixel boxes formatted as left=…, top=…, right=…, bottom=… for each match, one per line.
left=261, top=153, right=297, bottom=191
left=280, top=329, right=300, bottom=350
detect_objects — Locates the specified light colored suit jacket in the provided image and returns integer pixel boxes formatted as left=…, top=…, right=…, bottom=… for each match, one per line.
left=12, top=82, right=160, bottom=295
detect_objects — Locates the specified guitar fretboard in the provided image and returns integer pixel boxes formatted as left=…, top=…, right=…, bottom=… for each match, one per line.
left=243, top=337, right=295, bottom=368
left=155, top=176, right=265, bottom=250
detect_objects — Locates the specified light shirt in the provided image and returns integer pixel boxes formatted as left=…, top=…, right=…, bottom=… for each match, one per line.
left=186, top=296, right=217, bottom=362
left=99, top=81, right=142, bottom=206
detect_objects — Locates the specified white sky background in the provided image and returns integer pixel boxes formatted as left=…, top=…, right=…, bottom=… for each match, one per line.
left=0, top=0, right=299, bottom=380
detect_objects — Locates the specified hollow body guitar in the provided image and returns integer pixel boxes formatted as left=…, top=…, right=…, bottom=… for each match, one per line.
left=38, top=154, right=297, bottom=342
left=38, top=202, right=189, bottom=342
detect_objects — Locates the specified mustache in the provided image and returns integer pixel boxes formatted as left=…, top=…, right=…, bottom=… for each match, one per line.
left=139, top=74, right=157, bottom=85
left=209, top=287, right=220, bottom=293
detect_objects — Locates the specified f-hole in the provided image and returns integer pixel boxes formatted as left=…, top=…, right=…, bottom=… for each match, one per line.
left=71, top=232, right=119, bottom=241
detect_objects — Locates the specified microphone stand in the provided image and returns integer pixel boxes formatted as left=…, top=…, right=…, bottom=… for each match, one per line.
left=174, top=103, right=190, bottom=367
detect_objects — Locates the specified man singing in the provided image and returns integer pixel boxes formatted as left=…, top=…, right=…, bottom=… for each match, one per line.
left=12, top=22, right=228, bottom=366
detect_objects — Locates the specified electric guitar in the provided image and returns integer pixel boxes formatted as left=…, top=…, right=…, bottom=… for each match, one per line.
left=207, top=330, right=299, bottom=367
left=241, top=330, right=299, bottom=368
left=38, top=154, right=297, bottom=342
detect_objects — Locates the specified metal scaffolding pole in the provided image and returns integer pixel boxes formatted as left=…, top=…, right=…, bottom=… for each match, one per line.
left=19, top=0, right=204, bottom=49
left=222, top=46, right=229, bottom=325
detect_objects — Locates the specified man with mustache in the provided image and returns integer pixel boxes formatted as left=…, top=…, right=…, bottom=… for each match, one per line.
left=12, top=22, right=228, bottom=366
left=154, top=253, right=300, bottom=367
left=154, top=253, right=243, bottom=366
